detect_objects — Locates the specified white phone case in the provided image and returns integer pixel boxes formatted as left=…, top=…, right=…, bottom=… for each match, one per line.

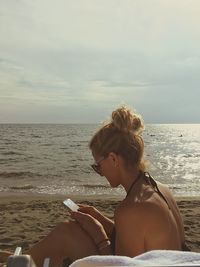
left=63, top=198, right=79, bottom=212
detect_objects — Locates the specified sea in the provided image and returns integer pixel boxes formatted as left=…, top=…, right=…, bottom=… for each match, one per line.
left=0, top=124, right=199, bottom=198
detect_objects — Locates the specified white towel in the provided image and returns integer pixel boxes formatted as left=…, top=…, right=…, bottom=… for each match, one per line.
left=69, top=250, right=200, bottom=266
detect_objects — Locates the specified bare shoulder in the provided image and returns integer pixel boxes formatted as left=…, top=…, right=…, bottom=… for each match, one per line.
left=114, top=198, right=171, bottom=256
left=156, top=181, right=172, bottom=195
left=156, top=181, right=180, bottom=209
left=114, top=183, right=183, bottom=254
left=115, top=196, right=170, bottom=227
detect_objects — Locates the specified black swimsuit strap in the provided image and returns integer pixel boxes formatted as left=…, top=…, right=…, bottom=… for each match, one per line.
left=144, top=172, right=171, bottom=210
left=126, top=171, right=143, bottom=197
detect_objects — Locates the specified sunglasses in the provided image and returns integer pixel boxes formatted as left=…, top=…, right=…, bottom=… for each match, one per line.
left=91, top=156, right=107, bottom=174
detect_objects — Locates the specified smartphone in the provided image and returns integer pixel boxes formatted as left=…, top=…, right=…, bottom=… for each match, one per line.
left=63, top=198, right=79, bottom=212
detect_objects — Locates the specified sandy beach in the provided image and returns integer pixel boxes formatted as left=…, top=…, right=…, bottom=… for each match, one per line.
left=0, top=193, right=199, bottom=253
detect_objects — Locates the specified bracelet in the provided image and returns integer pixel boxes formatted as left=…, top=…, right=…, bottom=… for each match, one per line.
left=96, top=238, right=111, bottom=251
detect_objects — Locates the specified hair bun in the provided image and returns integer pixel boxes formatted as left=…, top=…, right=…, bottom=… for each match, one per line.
left=111, top=105, right=144, bottom=134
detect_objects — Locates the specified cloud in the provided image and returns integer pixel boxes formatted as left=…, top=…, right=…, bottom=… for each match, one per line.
left=0, top=0, right=200, bottom=122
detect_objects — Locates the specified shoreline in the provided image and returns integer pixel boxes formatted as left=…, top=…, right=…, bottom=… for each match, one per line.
left=0, top=192, right=124, bottom=203
left=0, top=191, right=199, bottom=201
left=0, top=193, right=199, bottom=253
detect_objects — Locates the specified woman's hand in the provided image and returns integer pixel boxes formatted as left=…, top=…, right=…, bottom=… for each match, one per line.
left=77, top=204, right=114, bottom=236
left=78, top=204, right=102, bottom=219
left=71, top=211, right=108, bottom=244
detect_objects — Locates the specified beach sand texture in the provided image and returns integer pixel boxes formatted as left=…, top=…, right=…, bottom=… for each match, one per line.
left=0, top=195, right=199, bottom=253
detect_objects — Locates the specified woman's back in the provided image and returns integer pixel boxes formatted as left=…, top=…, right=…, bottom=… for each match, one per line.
left=114, top=174, right=185, bottom=256
left=156, top=181, right=186, bottom=247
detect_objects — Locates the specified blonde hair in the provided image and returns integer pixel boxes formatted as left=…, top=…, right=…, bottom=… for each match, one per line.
left=89, top=105, right=145, bottom=170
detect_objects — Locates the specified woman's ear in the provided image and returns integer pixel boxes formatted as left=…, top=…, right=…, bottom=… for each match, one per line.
left=109, top=152, right=119, bottom=167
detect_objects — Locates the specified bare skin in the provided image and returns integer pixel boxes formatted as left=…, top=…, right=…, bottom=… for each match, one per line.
left=0, top=153, right=185, bottom=267
left=114, top=179, right=185, bottom=256
left=0, top=210, right=113, bottom=267
left=93, top=152, right=185, bottom=256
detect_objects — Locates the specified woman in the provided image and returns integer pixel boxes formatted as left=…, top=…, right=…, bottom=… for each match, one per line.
left=0, top=105, right=187, bottom=267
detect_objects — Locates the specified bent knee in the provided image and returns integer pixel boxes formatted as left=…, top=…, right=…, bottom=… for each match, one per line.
left=52, top=220, right=98, bottom=260
left=55, top=220, right=80, bottom=237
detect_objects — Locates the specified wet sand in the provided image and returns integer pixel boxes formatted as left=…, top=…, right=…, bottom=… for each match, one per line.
left=0, top=193, right=199, bottom=253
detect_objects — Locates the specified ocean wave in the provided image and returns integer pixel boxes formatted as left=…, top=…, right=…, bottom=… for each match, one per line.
left=64, top=151, right=72, bottom=154
left=183, top=154, right=200, bottom=158
left=0, top=124, right=199, bottom=197
left=9, top=184, right=36, bottom=190
left=1, top=151, right=23, bottom=156
left=70, top=144, right=81, bottom=147
left=31, top=135, right=41, bottom=138
left=41, top=143, right=53, bottom=147
left=83, top=184, right=110, bottom=189
left=0, top=171, right=40, bottom=179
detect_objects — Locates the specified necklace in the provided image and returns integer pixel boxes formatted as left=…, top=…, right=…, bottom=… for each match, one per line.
left=126, top=171, right=143, bottom=197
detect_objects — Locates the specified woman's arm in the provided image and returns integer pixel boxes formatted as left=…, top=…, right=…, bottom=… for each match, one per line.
left=72, top=211, right=113, bottom=255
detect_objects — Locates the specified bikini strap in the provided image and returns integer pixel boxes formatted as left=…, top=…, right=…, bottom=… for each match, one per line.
left=144, top=172, right=171, bottom=210
left=126, top=171, right=143, bottom=197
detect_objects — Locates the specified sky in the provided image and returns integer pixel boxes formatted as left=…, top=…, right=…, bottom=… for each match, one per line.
left=0, top=0, right=200, bottom=123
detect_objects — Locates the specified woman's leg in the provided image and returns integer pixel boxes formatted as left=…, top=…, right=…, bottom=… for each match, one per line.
left=27, top=219, right=98, bottom=267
